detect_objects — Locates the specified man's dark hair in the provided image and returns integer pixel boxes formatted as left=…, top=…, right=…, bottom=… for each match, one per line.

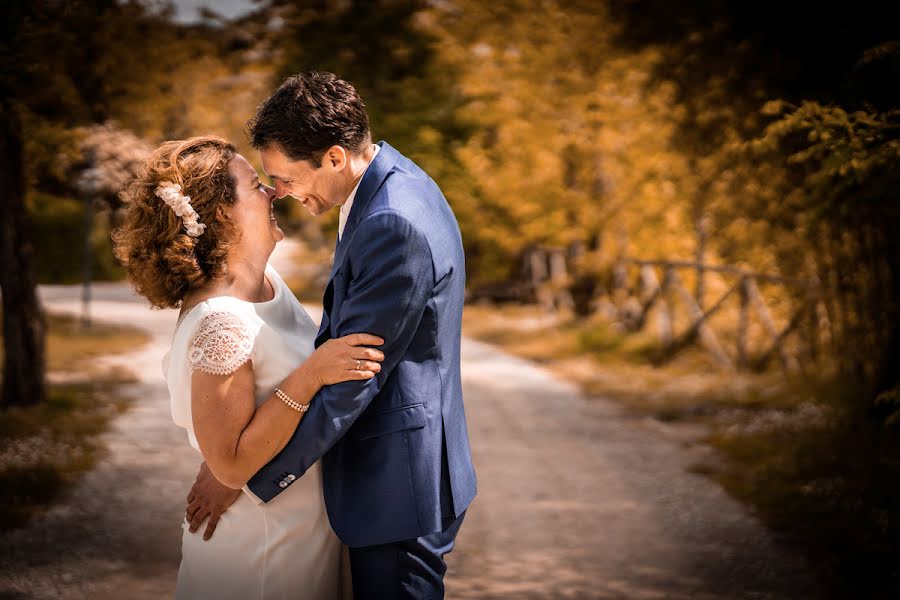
left=248, top=71, right=371, bottom=165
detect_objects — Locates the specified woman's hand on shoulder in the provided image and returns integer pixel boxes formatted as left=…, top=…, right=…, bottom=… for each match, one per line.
left=307, top=333, right=385, bottom=387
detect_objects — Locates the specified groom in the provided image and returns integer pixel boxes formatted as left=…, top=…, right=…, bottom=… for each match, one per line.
left=186, top=71, right=477, bottom=598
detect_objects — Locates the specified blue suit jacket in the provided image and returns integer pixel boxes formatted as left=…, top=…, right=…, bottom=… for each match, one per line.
left=248, top=142, right=477, bottom=547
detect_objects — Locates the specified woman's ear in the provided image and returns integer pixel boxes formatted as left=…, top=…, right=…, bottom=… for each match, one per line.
left=215, top=203, right=231, bottom=222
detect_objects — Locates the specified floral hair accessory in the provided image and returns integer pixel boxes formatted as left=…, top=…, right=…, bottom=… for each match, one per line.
left=155, top=181, right=206, bottom=237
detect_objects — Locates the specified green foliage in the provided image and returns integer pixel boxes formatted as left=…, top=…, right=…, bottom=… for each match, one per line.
left=579, top=0, right=900, bottom=394
left=4, top=1, right=285, bottom=282
left=875, top=385, right=900, bottom=426
left=3, top=0, right=898, bottom=398
left=576, top=322, right=623, bottom=354
left=260, top=1, right=900, bottom=398
left=27, top=193, right=122, bottom=283
left=270, top=0, right=470, bottom=157
left=265, top=0, right=475, bottom=245
left=719, top=102, right=900, bottom=392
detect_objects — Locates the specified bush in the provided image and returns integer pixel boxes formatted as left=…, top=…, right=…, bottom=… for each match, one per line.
left=27, top=192, right=123, bottom=284
left=576, top=322, right=623, bottom=354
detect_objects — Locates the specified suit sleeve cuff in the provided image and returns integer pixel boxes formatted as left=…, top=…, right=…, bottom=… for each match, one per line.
left=241, top=483, right=264, bottom=505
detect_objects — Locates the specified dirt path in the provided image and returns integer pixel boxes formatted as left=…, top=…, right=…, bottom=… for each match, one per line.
left=448, top=342, right=821, bottom=599
left=1, top=239, right=821, bottom=599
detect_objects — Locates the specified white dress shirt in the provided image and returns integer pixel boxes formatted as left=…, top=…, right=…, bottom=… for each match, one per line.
left=338, top=144, right=380, bottom=241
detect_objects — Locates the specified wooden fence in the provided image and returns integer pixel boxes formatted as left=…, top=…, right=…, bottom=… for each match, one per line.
left=523, top=247, right=824, bottom=372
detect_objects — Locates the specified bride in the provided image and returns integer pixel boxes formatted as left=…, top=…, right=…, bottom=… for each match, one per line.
left=113, top=136, right=382, bottom=599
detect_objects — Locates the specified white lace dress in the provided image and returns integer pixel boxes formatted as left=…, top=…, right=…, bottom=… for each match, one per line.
left=162, top=265, right=342, bottom=600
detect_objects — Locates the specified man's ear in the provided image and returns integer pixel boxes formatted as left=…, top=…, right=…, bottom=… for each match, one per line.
left=323, top=145, right=348, bottom=171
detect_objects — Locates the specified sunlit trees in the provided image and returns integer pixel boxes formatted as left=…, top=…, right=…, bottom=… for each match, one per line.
left=611, top=1, right=900, bottom=396
left=425, top=1, right=695, bottom=288
left=4, top=0, right=897, bottom=401
left=728, top=100, right=900, bottom=394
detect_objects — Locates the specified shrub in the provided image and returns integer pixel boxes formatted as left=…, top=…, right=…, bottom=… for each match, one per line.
left=27, top=192, right=122, bottom=284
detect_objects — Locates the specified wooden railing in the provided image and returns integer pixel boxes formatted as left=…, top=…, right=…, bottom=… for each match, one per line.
left=522, top=247, right=823, bottom=372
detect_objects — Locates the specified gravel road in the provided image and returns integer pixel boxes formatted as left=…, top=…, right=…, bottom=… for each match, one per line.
left=0, top=240, right=822, bottom=599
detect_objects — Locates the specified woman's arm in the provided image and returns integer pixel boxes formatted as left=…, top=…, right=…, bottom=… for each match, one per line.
left=191, top=333, right=384, bottom=489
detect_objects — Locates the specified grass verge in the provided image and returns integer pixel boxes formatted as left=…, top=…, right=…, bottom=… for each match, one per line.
left=707, top=391, right=900, bottom=600
left=1, top=312, right=149, bottom=531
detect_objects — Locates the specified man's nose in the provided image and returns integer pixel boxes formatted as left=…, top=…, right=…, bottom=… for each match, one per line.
left=273, top=181, right=289, bottom=199
left=264, top=184, right=277, bottom=200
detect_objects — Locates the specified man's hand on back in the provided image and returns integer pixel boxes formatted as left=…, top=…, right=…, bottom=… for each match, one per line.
left=185, top=462, right=242, bottom=541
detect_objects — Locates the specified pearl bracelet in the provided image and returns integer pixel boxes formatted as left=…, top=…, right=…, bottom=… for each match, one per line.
left=275, top=387, right=310, bottom=412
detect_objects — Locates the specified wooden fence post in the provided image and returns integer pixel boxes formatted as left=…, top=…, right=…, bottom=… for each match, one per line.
left=528, top=249, right=554, bottom=311
left=736, top=277, right=751, bottom=368
left=549, top=248, right=574, bottom=311
left=635, top=265, right=671, bottom=343
left=666, top=270, right=734, bottom=368
left=581, top=255, right=818, bottom=373
left=745, top=278, right=798, bottom=371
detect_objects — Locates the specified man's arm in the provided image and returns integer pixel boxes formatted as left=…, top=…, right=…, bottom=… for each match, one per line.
left=247, top=210, right=435, bottom=502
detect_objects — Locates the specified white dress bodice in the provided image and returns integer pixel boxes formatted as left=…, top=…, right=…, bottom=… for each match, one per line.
left=162, top=264, right=343, bottom=600
left=164, top=264, right=319, bottom=453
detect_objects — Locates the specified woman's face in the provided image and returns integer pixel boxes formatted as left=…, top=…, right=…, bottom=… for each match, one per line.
left=227, top=154, right=283, bottom=254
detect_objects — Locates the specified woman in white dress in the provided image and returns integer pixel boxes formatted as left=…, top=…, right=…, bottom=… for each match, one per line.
left=113, top=136, right=383, bottom=599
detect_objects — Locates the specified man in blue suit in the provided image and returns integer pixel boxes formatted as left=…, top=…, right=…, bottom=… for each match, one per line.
left=185, top=71, right=477, bottom=598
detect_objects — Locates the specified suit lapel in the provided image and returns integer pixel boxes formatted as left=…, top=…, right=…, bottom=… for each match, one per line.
left=328, top=141, right=400, bottom=281
left=318, top=141, right=401, bottom=344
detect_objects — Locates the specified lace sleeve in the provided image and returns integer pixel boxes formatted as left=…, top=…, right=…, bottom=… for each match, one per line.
left=188, top=311, right=254, bottom=376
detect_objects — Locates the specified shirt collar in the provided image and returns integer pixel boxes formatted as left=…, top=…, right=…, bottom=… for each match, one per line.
left=341, top=144, right=380, bottom=218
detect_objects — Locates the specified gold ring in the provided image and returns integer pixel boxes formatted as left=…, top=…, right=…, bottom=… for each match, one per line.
left=355, top=360, right=361, bottom=370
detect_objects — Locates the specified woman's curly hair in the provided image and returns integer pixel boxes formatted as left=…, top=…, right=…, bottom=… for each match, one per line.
left=113, top=136, right=239, bottom=309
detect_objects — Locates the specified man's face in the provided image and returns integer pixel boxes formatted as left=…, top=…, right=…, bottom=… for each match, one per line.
left=259, top=145, right=349, bottom=216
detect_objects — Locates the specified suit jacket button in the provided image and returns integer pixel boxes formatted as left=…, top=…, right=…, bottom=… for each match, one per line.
left=279, top=480, right=288, bottom=488
left=287, top=474, right=296, bottom=481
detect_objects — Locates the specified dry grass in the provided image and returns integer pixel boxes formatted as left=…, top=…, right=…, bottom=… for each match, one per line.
left=1, top=312, right=149, bottom=373
left=0, top=312, right=149, bottom=531
left=462, top=302, right=793, bottom=417
left=0, top=379, right=133, bottom=530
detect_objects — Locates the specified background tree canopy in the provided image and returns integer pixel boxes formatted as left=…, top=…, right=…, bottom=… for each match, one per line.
left=5, top=0, right=899, bottom=400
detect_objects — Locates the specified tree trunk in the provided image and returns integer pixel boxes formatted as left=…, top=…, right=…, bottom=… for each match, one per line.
left=874, top=223, right=900, bottom=399
left=0, top=98, right=46, bottom=408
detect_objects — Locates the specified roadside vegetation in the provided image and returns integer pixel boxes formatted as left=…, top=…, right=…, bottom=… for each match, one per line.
left=463, top=303, right=900, bottom=599
left=0, top=313, right=149, bottom=531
